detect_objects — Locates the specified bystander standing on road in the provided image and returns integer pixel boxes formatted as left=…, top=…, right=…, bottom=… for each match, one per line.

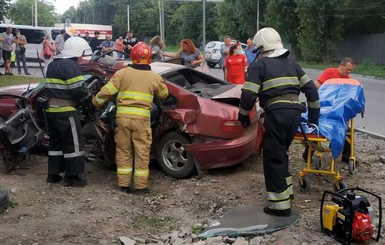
left=123, top=31, right=138, bottom=59
left=163, top=39, right=204, bottom=68
left=150, top=35, right=165, bottom=61
left=89, top=31, right=101, bottom=53
left=14, top=29, right=31, bottom=75
left=54, top=29, right=67, bottom=55
left=101, top=35, right=115, bottom=56
left=83, top=32, right=91, bottom=45
left=245, top=38, right=257, bottom=66
left=115, top=36, right=125, bottom=59
left=224, top=41, right=248, bottom=84
left=40, top=34, right=56, bottom=75
left=220, top=36, right=232, bottom=74
left=1, top=27, right=14, bottom=75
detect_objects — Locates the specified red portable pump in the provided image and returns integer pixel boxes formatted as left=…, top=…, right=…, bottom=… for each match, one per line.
left=320, top=187, right=382, bottom=245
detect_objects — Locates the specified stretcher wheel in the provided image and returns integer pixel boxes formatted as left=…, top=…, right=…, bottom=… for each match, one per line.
left=312, top=155, right=321, bottom=170
left=333, top=181, right=346, bottom=193
left=299, top=176, right=310, bottom=192
left=348, top=159, right=355, bottom=175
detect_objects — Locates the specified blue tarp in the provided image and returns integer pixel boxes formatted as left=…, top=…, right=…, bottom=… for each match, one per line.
left=301, top=79, right=366, bottom=159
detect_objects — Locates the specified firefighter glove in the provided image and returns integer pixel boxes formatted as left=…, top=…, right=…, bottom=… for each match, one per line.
left=238, top=113, right=250, bottom=128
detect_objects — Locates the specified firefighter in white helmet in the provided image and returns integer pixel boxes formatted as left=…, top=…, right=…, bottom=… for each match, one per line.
left=44, top=37, right=91, bottom=187
left=92, top=42, right=169, bottom=194
left=238, top=27, right=320, bottom=216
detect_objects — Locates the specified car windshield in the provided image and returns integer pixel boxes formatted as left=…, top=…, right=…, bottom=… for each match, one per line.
left=206, top=42, right=217, bottom=48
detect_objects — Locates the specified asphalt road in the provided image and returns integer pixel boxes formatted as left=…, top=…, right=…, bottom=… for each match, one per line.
left=19, top=64, right=385, bottom=138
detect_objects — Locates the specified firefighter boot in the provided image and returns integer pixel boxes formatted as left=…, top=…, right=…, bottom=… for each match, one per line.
left=46, top=174, right=62, bottom=183
left=63, top=175, right=87, bottom=187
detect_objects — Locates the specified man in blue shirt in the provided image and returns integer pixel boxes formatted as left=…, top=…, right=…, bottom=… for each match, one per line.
left=245, top=38, right=257, bottom=66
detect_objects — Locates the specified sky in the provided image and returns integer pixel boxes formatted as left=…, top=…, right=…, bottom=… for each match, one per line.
left=48, top=0, right=80, bottom=15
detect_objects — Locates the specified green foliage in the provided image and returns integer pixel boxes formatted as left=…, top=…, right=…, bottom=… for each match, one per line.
left=215, top=0, right=264, bottom=42
left=0, top=0, right=11, bottom=21
left=0, top=76, right=42, bottom=86
left=340, top=0, right=385, bottom=34
left=264, top=0, right=300, bottom=58
left=8, top=0, right=56, bottom=26
left=191, top=221, right=208, bottom=234
left=8, top=198, right=18, bottom=208
left=296, top=0, right=344, bottom=62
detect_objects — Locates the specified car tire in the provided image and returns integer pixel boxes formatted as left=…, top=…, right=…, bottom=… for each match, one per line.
left=157, top=131, right=196, bottom=179
left=0, top=188, right=9, bottom=214
left=207, top=62, right=216, bottom=68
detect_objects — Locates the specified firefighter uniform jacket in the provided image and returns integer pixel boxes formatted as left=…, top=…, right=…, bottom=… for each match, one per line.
left=45, top=58, right=89, bottom=113
left=239, top=54, right=320, bottom=124
left=92, top=65, right=169, bottom=189
left=92, top=66, right=169, bottom=118
left=239, top=53, right=320, bottom=213
left=44, top=58, right=89, bottom=176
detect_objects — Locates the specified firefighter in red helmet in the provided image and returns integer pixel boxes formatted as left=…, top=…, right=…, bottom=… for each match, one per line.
left=92, top=42, right=169, bottom=193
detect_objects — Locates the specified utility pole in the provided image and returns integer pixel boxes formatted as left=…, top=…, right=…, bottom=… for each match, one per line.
left=127, top=5, right=130, bottom=31
left=34, top=0, right=38, bottom=26
left=203, top=0, right=206, bottom=54
left=257, top=0, right=260, bottom=32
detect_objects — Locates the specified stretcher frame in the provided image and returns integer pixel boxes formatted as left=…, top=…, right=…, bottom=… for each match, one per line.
left=294, top=118, right=356, bottom=192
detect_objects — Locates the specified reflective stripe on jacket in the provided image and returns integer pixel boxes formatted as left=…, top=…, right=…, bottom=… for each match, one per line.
left=93, top=66, right=169, bottom=119
left=44, top=58, right=88, bottom=113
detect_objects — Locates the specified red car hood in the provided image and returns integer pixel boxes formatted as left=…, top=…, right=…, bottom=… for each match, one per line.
left=0, top=83, right=39, bottom=96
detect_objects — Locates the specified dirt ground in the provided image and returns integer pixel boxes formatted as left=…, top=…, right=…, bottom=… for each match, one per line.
left=1, top=131, right=385, bottom=244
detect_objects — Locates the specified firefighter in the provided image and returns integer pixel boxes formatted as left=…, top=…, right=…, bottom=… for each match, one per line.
left=92, top=42, right=169, bottom=194
left=44, top=37, right=91, bottom=187
left=238, top=27, right=320, bottom=216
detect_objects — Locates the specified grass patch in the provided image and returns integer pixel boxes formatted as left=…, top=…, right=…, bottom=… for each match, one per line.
left=0, top=76, right=42, bottom=87
left=132, top=215, right=179, bottom=232
left=300, top=61, right=385, bottom=79
left=191, top=221, right=208, bottom=234
left=8, top=198, right=18, bottom=208
left=164, top=45, right=180, bottom=52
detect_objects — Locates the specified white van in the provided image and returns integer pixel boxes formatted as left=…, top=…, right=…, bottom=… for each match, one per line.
left=0, top=24, right=61, bottom=62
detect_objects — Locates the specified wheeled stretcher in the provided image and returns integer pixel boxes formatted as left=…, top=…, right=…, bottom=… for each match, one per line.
left=295, top=78, right=365, bottom=192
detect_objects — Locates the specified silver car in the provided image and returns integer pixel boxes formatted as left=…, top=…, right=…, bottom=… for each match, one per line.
left=204, top=41, right=247, bottom=68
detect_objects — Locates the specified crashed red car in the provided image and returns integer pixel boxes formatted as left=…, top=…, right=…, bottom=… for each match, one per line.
left=0, top=55, right=262, bottom=178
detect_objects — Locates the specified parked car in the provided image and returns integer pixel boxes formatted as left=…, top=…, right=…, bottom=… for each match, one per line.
left=204, top=41, right=247, bottom=68
left=0, top=52, right=262, bottom=178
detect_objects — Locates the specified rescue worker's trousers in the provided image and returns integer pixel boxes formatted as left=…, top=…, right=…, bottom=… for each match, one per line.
left=115, top=117, right=152, bottom=189
left=46, top=112, right=85, bottom=176
left=263, top=108, right=302, bottom=211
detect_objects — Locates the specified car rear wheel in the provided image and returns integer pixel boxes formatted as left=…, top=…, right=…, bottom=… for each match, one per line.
left=207, top=62, right=216, bottom=68
left=157, top=131, right=196, bottom=179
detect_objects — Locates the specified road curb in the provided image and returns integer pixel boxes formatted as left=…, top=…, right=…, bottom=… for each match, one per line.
left=355, top=128, right=385, bottom=140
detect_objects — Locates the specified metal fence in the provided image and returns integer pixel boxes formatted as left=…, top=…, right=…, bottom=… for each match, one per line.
left=335, top=33, right=385, bottom=65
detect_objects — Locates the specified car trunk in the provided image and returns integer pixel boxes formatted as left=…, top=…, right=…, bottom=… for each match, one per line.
left=168, top=82, right=258, bottom=140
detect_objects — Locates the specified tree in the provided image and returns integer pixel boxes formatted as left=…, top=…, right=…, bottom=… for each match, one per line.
left=8, top=0, right=56, bottom=26
left=340, top=0, right=385, bottom=34
left=0, top=0, right=11, bottom=22
left=264, top=0, right=300, bottom=59
left=215, top=0, right=265, bottom=42
left=61, top=6, right=77, bottom=24
left=296, top=0, right=344, bottom=62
